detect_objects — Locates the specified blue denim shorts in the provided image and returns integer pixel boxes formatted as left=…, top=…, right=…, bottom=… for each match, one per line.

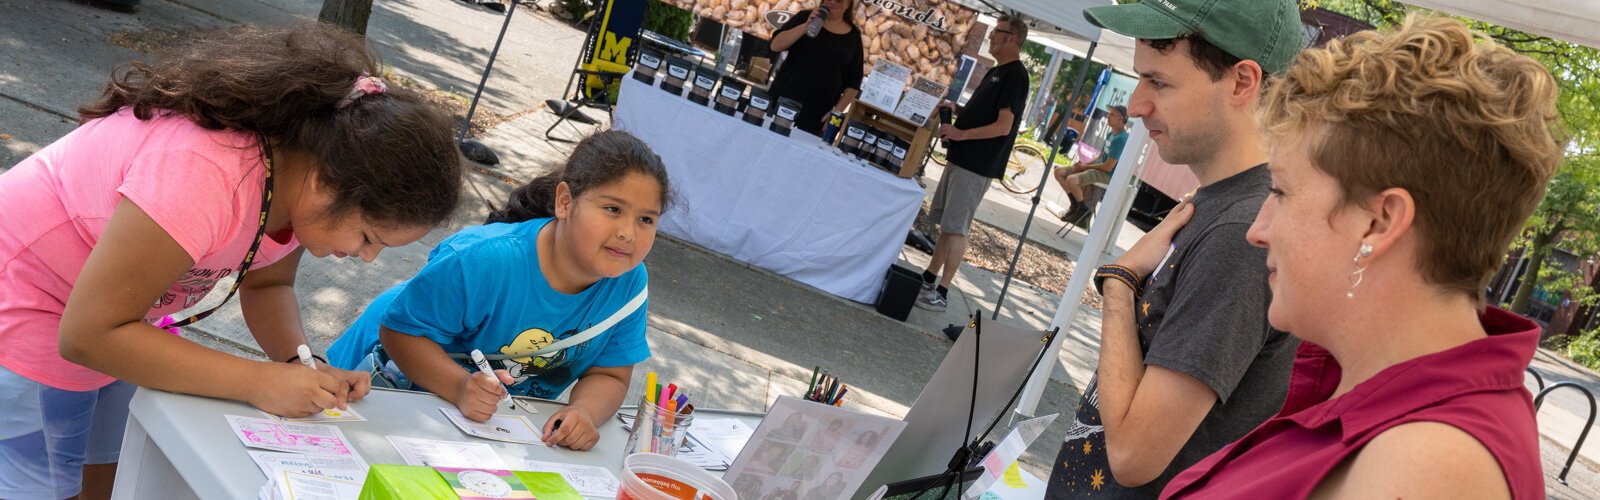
left=0, top=364, right=136, bottom=500
left=356, top=347, right=415, bottom=391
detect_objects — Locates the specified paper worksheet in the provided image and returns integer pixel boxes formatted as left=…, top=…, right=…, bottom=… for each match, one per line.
left=692, top=417, right=756, bottom=461
left=268, top=469, right=364, bottom=500
left=262, top=405, right=367, bottom=423
left=522, top=460, right=621, bottom=498
left=510, top=397, right=542, bottom=414
left=439, top=407, right=545, bottom=445
left=248, top=451, right=368, bottom=483
left=964, top=414, right=1058, bottom=499
left=227, top=415, right=363, bottom=460
left=386, top=435, right=510, bottom=469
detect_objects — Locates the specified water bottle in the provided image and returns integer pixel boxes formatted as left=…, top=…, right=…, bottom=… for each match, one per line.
left=822, top=110, right=845, bottom=144
left=806, top=5, right=831, bottom=38
left=938, top=106, right=954, bottom=148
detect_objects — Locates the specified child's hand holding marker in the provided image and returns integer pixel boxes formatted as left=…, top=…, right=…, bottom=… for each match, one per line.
left=298, top=344, right=357, bottom=413
left=250, top=345, right=346, bottom=418
left=457, top=349, right=516, bottom=422
left=543, top=406, right=601, bottom=450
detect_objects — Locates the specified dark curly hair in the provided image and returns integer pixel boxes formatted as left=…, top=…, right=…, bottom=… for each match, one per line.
left=78, top=23, right=462, bottom=228
left=488, top=131, right=673, bottom=224
left=1146, top=34, right=1246, bottom=81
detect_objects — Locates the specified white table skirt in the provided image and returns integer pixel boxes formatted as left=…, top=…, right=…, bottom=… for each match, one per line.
left=615, top=76, right=925, bottom=303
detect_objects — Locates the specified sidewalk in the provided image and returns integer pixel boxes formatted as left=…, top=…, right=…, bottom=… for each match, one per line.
left=3, top=0, right=1599, bottom=495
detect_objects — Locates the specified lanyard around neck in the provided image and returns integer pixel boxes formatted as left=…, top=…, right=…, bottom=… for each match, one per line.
left=167, top=135, right=276, bottom=328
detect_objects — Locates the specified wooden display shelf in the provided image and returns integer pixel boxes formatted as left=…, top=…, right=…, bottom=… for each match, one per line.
left=840, top=100, right=936, bottom=178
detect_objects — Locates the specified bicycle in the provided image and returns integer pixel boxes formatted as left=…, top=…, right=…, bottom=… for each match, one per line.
left=929, top=142, right=1057, bottom=194
left=999, top=142, right=1054, bottom=194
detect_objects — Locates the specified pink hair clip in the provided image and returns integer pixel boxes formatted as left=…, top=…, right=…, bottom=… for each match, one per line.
left=335, top=71, right=388, bottom=109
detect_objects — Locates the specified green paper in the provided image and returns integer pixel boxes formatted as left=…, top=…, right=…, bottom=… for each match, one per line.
left=358, top=464, right=583, bottom=500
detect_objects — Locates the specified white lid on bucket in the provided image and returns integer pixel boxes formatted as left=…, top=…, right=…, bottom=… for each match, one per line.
left=620, top=453, right=736, bottom=500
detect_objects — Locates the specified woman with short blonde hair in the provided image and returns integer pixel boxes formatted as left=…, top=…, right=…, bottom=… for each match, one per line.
left=1156, top=15, right=1566, bottom=498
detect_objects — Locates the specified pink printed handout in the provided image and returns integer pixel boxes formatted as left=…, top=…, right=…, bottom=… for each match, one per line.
left=225, top=415, right=364, bottom=462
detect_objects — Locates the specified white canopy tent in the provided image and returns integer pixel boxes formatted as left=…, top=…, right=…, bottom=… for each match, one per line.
left=949, top=0, right=1111, bottom=42
left=1031, top=30, right=1138, bottom=77
left=1407, top=0, right=1600, bottom=48
left=945, top=0, right=1600, bottom=418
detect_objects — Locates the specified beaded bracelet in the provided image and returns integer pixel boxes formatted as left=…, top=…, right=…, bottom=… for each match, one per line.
left=1094, top=264, right=1143, bottom=296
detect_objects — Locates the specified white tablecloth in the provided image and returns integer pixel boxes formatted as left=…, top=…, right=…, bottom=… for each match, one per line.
left=615, top=76, right=925, bottom=303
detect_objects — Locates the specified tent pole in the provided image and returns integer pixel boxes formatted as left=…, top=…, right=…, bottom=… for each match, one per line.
left=458, top=0, right=522, bottom=144
left=991, top=40, right=1097, bottom=320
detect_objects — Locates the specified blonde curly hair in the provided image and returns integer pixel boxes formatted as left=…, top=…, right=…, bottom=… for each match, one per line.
left=1260, top=14, right=1567, bottom=304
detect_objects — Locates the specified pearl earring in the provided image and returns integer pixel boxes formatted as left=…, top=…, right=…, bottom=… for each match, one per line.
left=1347, top=243, right=1373, bottom=300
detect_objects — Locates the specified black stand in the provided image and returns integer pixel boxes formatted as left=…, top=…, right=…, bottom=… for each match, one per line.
left=901, top=312, right=1061, bottom=499
left=456, top=0, right=522, bottom=166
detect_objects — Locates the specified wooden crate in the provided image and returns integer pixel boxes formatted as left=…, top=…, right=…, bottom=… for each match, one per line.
left=840, top=100, right=936, bottom=178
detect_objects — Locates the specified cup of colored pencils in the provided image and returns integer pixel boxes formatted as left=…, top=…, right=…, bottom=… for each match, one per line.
left=805, top=366, right=847, bottom=406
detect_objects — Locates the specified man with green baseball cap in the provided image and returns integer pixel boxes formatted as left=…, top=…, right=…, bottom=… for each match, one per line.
left=1047, top=0, right=1304, bottom=497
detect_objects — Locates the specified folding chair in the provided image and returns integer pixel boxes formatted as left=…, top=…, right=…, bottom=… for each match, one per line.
left=545, top=0, right=648, bottom=142
left=1054, top=141, right=1108, bottom=237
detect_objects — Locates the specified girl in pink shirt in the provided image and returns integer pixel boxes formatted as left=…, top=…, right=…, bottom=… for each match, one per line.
left=0, top=24, right=461, bottom=499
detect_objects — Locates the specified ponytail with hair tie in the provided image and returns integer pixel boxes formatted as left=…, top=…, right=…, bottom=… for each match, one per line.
left=336, top=71, right=388, bottom=109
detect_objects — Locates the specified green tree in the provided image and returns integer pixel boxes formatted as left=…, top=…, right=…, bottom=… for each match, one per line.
left=1019, top=40, right=1107, bottom=143
left=643, top=0, right=693, bottom=44
left=1510, top=155, right=1600, bottom=314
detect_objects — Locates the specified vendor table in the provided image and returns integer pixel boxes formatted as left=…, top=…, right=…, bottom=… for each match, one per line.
left=110, top=387, right=763, bottom=500
left=614, top=76, right=925, bottom=303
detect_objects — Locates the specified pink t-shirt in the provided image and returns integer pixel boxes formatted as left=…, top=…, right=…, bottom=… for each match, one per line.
left=0, top=109, right=299, bottom=391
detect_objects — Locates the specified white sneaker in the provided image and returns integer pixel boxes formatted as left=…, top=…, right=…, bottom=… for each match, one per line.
left=915, top=288, right=949, bottom=311
left=921, top=280, right=937, bottom=293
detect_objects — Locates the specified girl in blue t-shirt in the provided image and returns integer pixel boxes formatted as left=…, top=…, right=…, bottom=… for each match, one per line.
left=328, top=131, right=671, bottom=450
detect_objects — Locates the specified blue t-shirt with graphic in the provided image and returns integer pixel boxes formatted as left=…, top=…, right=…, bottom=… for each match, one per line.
left=327, top=218, right=650, bottom=399
left=1099, top=131, right=1129, bottom=164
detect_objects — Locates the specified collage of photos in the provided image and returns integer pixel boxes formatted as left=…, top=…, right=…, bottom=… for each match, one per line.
left=726, top=397, right=905, bottom=499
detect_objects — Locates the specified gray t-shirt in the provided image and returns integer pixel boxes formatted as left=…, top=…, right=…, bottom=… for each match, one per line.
left=1047, top=164, right=1299, bottom=498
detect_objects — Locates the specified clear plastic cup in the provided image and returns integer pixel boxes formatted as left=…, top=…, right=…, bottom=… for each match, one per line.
left=624, top=394, right=694, bottom=457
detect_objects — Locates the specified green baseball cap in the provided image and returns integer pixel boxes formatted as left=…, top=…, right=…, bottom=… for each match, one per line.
left=1084, top=0, right=1304, bottom=74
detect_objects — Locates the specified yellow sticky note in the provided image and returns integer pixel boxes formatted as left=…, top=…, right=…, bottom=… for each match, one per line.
left=1002, top=462, right=1026, bottom=488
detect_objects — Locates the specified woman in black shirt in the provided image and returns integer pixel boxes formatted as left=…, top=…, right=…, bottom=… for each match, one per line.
left=767, top=0, right=864, bottom=136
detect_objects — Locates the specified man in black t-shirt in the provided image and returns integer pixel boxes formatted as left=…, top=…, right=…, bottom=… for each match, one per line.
left=914, top=16, right=1030, bottom=313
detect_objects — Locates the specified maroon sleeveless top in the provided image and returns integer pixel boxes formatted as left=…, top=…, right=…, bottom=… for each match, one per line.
left=1161, top=307, right=1545, bottom=499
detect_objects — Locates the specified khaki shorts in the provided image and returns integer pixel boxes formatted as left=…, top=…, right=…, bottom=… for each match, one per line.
left=927, top=164, right=992, bottom=236
left=1071, top=168, right=1112, bottom=187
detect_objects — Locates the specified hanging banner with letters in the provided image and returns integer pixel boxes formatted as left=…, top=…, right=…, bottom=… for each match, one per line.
left=659, top=0, right=978, bottom=86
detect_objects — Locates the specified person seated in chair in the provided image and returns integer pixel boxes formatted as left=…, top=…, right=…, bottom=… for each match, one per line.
left=1054, top=105, right=1129, bottom=222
